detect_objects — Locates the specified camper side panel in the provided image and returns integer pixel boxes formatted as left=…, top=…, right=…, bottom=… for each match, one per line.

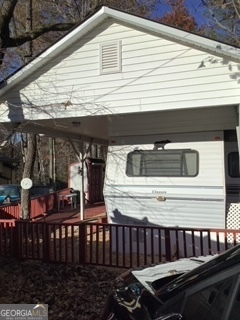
left=104, top=131, right=226, bottom=229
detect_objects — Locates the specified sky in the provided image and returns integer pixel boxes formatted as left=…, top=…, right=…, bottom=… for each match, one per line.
left=152, top=0, right=207, bottom=27
left=185, top=0, right=207, bottom=26
left=150, top=0, right=240, bottom=46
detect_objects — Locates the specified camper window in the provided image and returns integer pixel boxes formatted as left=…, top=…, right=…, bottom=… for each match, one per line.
left=228, top=152, right=240, bottom=178
left=126, top=150, right=198, bottom=177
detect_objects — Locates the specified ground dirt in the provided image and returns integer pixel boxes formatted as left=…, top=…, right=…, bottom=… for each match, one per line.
left=0, top=257, right=123, bottom=320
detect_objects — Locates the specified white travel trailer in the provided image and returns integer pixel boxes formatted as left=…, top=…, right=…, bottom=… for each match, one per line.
left=104, top=130, right=240, bottom=230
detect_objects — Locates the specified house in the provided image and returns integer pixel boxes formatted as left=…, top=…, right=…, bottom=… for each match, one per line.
left=0, top=6, right=239, bottom=229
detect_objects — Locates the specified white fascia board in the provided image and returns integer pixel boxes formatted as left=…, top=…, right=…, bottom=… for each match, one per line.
left=1, top=6, right=240, bottom=97
left=104, top=7, right=240, bottom=62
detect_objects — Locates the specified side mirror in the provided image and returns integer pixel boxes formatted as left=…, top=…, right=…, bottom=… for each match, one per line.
left=156, top=314, right=185, bottom=320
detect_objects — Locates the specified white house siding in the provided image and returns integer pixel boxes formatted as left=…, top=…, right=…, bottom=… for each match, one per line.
left=0, top=19, right=240, bottom=122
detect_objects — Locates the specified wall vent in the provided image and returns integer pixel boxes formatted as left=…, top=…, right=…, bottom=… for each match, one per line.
left=100, top=41, right=121, bottom=74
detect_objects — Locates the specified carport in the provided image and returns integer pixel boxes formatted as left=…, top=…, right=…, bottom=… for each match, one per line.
left=0, top=115, right=110, bottom=220
left=0, top=6, right=240, bottom=223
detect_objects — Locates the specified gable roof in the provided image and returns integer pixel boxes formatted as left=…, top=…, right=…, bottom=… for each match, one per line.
left=1, top=5, right=240, bottom=97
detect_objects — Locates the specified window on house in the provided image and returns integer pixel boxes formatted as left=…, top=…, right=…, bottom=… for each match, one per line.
left=100, top=41, right=122, bottom=74
left=126, top=149, right=198, bottom=177
left=228, top=152, right=240, bottom=178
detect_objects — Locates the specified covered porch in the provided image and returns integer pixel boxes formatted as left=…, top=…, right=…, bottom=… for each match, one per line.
left=0, top=188, right=107, bottom=223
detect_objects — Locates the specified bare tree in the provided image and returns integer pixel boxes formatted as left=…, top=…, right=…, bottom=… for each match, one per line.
left=0, top=0, right=152, bottom=76
left=199, top=0, right=240, bottom=45
left=20, top=133, right=36, bottom=219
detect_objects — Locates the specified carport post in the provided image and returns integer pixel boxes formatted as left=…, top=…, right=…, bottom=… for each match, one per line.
left=69, top=138, right=85, bottom=221
left=79, top=142, right=85, bottom=221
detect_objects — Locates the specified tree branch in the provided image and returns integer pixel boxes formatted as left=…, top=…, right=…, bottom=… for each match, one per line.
left=231, top=0, right=240, bottom=19
left=7, top=22, right=77, bottom=47
left=201, top=0, right=240, bottom=43
left=0, top=0, right=18, bottom=27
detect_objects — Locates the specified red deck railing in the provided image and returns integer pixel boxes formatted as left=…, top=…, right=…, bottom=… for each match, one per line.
left=0, top=203, right=20, bottom=219
left=0, top=220, right=239, bottom=269
left=29, top=188, right=73, bottom=220
left=0, top=188, right=73, bottom=221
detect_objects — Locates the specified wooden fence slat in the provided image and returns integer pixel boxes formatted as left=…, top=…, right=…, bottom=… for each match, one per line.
left=129, top=227, right=133, bottom=268
left=79, top=223, right=87, bottom=264
left=0, top=220, right=240, bottom=269
left=165, top=229, right=171, bottom=261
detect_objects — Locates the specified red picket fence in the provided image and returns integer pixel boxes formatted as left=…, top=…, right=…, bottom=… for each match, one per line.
left=0, top=220, right=240, bottom=269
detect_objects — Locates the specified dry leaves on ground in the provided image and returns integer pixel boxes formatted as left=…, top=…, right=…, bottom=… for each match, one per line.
left=0, top=257, right=122, bottom=320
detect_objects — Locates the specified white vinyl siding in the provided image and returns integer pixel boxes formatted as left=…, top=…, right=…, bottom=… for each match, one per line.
left=0, top=20, right=239, bottom=122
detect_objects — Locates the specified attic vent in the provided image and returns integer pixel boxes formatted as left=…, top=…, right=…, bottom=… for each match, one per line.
left=100, top=41, right=122, bottom=74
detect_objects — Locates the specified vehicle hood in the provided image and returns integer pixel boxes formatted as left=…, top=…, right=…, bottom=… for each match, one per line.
left=132, top=255, right=217, bottom=294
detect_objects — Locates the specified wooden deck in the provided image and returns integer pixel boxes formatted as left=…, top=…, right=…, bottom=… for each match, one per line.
left=38, top=202, right=106, bottom=224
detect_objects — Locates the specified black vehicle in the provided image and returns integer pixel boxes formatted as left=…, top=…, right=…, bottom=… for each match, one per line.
left=102, top=244, right=240, bottom=320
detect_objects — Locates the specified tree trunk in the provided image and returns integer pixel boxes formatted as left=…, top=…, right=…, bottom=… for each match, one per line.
left=37, top=135, right=46, bottom=184
left=20, top=133, right=36, bottom=219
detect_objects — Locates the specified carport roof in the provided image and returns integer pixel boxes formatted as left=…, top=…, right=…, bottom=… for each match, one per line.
left=1, top=6, right=240, bottom=143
